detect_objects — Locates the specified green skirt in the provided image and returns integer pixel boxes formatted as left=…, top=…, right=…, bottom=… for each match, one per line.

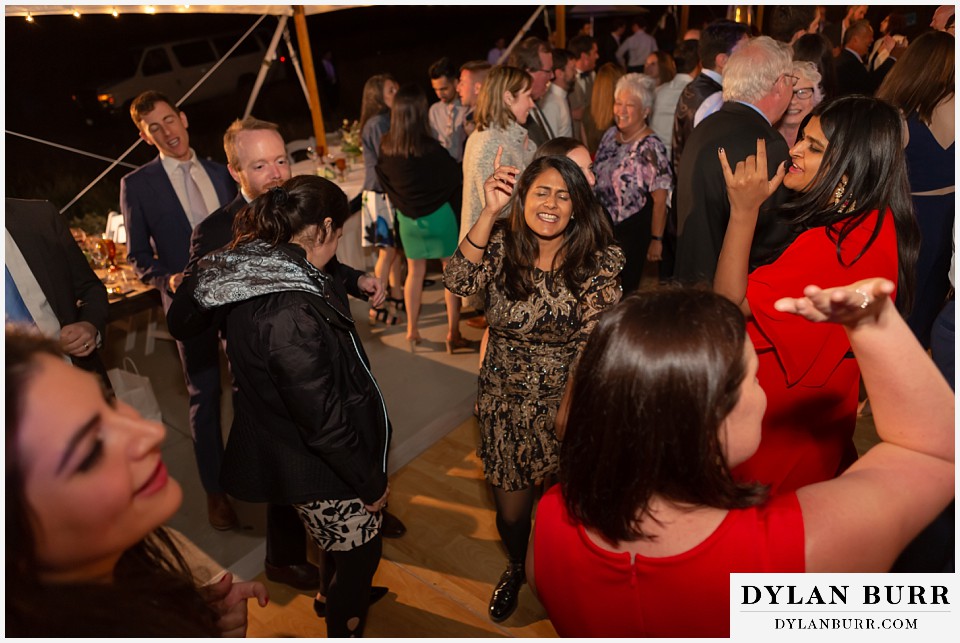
left=396, top=202, right=459, bottom=260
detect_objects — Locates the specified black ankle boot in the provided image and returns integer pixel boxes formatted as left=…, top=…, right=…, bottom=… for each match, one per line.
left=488, top=562, right=525, bottom=623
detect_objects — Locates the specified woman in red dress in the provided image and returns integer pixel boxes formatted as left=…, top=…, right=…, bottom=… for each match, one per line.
left=530, top=280, right=953, bottom=638
left=714, top=95, right=919, bottom=493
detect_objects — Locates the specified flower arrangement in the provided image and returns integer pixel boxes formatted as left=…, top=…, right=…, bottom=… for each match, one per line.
left=340, top=119, right=362, bottom=155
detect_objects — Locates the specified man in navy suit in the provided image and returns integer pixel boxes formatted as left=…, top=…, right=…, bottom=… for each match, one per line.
left=120, top=91, right=239, bottom=530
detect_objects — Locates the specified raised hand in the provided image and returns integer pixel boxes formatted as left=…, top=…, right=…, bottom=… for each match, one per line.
left=482, top=146, right=519, bottom=214
left=773, top=277, right=895, bottom=327
left=718, top=138, right=786, bottom=223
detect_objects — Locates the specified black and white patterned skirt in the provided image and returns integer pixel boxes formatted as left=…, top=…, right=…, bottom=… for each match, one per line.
left=294, top=498, right=382, bottom=552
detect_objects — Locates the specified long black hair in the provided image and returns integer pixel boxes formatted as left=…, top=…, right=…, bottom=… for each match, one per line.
left=233, top=174, right=351, bottom=248
left=780, top=95, right=919, bottom=312
left=5, top=330, right=217, bottom=636
left=496, top=155, right=615, bottom=301
left=560, top=289, right=766, bottom=544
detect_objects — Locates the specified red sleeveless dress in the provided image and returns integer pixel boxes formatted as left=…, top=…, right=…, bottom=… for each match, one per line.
left=533, top=485, right=805, bottom=638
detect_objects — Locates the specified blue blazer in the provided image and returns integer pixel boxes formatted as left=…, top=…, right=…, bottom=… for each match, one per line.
left=120, top=156, right=236, bottom=299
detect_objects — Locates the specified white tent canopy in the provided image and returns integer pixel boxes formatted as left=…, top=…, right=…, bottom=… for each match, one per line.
left=4, top=5, right=359, bottom=17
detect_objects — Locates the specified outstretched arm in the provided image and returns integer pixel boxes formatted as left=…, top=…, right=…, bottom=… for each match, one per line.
left=780, top=279, right=955, bottom=572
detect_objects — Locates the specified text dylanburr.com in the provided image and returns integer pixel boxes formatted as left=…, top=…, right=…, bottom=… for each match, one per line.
left=731, top=574, right=957, bottom=641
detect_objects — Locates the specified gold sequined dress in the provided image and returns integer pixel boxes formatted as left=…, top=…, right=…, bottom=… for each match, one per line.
left=443, top=229, right=624, bottom=490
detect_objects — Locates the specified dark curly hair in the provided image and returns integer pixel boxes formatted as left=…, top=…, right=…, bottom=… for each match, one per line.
left=495, top=155, right=615, bottom=301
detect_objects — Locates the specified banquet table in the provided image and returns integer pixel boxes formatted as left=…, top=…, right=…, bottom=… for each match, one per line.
left=292, top=148, right=372, bottom=272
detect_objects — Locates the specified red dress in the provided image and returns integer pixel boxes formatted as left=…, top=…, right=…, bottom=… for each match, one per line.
left=533, top=485, right=805, bottom=638
left=733, top=210, right=899, bottom=494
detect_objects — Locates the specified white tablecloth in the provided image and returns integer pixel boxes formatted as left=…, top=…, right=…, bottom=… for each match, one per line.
left=292, top=148, right=371, bottom=272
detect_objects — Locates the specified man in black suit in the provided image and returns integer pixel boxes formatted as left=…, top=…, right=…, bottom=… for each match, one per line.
left=835, top=20, right=900, bottom=97
left=674, top=36, right=797, bottom=286
left=5, top=198, right=108, bottom=378
left=823, top=5, right=868, bottom=53
left=509, top=37, right=554, bottom=147
left=121, top=91, right=239, bottom=531
left=597, top=18, right=626, bottom=68
left=671, top=20, right=750, bottom=176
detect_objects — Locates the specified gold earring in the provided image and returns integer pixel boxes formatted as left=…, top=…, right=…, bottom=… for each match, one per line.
left=832, top=177, right=848, bottom=206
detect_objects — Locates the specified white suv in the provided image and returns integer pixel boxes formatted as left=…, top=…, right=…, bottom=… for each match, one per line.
left=94, top=30, right=279, bottom=114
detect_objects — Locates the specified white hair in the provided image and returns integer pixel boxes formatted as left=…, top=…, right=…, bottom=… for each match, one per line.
left=615, top=73, right=657, bottom=113
left=793, top=60, right=823, bottom=105
left=722, top=36, right=793, bottom=104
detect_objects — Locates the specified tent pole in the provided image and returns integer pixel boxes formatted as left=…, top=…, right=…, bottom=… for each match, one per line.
left=293, top=5, right=328, bottom=155
left=499, top=5, right=546, bottom=64
left=244, top=15, right=288, bottom=119
left=556, top=5, right=566, bottom=48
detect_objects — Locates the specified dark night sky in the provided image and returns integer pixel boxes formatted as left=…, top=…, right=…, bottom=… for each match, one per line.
left=3, top=5, right=936, bottom=218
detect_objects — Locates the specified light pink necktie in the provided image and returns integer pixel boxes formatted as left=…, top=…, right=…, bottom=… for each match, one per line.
left=180, top=161, right=209, bottom=228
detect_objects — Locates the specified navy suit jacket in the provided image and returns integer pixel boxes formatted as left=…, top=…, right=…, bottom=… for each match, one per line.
left=5, top=198, right=109, bottom=376
left=674, top=102, right=795, bottom=285
left=120, top=156, right=236, bottom=303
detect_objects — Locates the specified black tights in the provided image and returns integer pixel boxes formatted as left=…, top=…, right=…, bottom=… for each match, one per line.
left=318, top=535, right=383, bottom=637
left=492, top=485, right=536, bottom=566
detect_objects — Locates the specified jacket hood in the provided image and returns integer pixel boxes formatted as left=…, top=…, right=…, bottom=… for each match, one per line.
left=194, top=240, right=329, bottom=310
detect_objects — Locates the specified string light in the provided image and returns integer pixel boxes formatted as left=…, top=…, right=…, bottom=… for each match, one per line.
left=26, top=13, right=34, bottom=22
left=73, top=10, right=81, bottom=18
left=145, top=5, right=156, bottom=14
left=112, top=8, right=119, bottom=18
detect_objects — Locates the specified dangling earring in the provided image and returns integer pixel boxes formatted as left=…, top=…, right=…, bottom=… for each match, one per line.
left=831, top=177, right=848, bottom=207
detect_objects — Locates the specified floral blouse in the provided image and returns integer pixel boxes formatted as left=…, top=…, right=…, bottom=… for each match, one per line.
left=593, top=127, right=674, bottom=225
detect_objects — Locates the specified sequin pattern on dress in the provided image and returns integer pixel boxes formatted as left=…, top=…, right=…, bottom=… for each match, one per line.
left=444, top=229, right=624, bottom=490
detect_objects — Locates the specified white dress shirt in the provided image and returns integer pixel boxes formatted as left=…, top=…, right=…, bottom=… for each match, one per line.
left=539, top=82, right=573, bottom=138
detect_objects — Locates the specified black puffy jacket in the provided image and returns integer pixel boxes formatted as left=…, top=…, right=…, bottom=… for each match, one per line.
left=194, top=241, right=390, bottom=505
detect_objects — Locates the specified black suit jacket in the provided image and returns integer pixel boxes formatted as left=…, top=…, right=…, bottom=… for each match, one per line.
left=674, top=102, right=795, bottom=285
left=598, top=33, right=620, bottom=68
left=671, top=72, right=723, bottom=175
left=835, top=48, right=893, bottom=97
left=5, top=198, right=109, bottom=376
left=523, top=106, right=554, bottom=148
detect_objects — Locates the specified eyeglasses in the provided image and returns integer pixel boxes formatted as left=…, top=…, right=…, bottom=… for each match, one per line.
left=792, top=87, right=815, bottom=99
left=780, top=74, right=800, bottom=88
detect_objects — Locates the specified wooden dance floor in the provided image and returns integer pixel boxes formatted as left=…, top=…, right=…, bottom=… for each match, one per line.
left=247, top=417, right=558, bottom=637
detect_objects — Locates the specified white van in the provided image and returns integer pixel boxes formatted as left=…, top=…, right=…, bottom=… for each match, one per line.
left=94, top=30, right=281, bottom=113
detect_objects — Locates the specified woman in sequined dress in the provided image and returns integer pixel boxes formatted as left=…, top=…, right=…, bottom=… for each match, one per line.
left=444, top=152, right=623, bottom=623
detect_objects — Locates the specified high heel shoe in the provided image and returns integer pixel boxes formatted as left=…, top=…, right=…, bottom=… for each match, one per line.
left=369, top=302, right=399, bottom=326
left=388, top=296, right=406, bottom=313
left=446, top=336, right=474, bottom=355
left=407, top=336, right=422, bottom=353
